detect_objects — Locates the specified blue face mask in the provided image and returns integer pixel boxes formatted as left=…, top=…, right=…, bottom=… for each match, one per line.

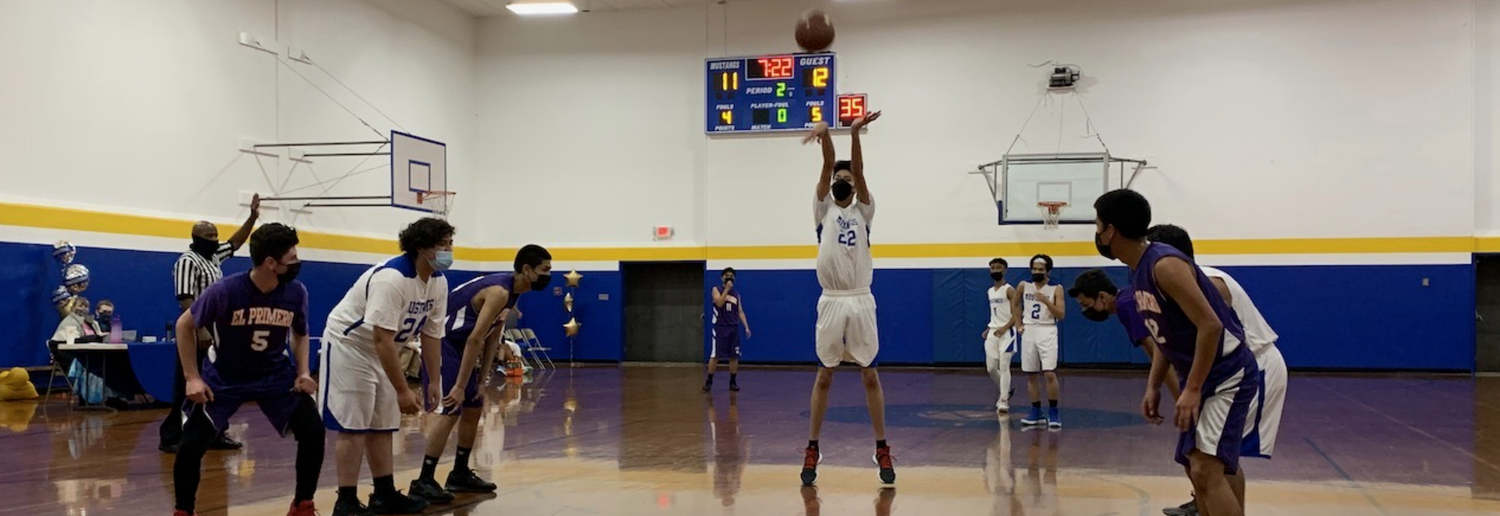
left=430, top=250, right=454, bottom=272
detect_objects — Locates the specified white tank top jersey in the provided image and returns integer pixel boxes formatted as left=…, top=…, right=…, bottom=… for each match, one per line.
left=1199, top=266, right=1278, bottom=354
left=987, top=284, right=1014, bottom=329
left=325, top=254, right=449, bottom=349
left=814, top=195, right=875, bottom=292
left=1021, top=282, right=1060, bottom=325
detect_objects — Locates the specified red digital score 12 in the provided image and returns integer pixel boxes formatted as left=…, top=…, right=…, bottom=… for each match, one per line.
left=754, top=56, right=794, bottom=79
left=838, top=94, right=868, bottom=127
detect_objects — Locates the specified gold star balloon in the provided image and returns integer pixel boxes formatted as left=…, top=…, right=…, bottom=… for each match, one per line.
left=563, top=317, right=582, bottom=337
left=564, top=269, right=583, bottom=288
left=564, top=292, right=574, bottom=313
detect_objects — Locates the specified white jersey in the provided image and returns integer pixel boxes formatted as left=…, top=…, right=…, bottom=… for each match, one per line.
left=987, top=284, right=1014, bottom=329
left=1200, top=266, right=1278, bottom=355
left=814, top=195, right=875, bottom=291
left=325, top=254, right=448, bottom=349
left=1021, top=282, right=1061, bottom=325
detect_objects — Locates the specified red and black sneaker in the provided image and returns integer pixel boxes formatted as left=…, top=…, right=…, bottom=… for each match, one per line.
left=286, top=500, right=318, bottom=516
left=872, top=445, right=896, bottom=486
left=800, top=447, right=823, bottom=486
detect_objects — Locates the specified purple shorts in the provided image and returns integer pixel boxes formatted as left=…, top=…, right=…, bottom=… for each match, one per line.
left=187, top=370, right=306, bottom=436
left=422, top=341, right=483, bottom=416
left=712, top=325, right=741, bottom=360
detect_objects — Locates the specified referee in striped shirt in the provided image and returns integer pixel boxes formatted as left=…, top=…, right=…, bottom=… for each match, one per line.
left=159, top=194, right=261, bottom=453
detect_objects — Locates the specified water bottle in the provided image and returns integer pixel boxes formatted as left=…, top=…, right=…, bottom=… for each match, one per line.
left=109, top=314, right=123, bottom=343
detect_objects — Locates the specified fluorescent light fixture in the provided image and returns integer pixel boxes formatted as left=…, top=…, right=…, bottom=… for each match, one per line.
left=507, top=1, right=579, bottom=15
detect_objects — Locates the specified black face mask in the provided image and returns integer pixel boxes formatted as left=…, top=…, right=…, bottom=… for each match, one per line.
left=1031, top=273, right=1046, bottom=284
left=1082, top=307, right=1110, bottom=322
left=531, top=271, right=552, bottom=291
left=278, top=262, right=302, bottom=285
left=831, top=179, right=854, bottom=201
left=96, top=312, right=113, bottom=321
left=990, top=272, right=1006, bottom=282
left=191, top=236, right=219, bottom=257
left=1095, top=228, right=1116, bottom=260
left=723, top=277, right=735, bottom=287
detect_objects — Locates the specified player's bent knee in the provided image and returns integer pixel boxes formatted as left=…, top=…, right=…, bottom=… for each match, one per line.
left=1187, top=453, right=1226, bottom=486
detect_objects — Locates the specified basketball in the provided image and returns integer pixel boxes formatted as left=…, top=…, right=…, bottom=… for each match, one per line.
left=796, top=9, right=835, bottom=52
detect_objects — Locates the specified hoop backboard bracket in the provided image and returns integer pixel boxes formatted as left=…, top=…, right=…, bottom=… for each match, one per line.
left=256, top=131, right=450, bottom=216
left=969, top=152, right=1147, bottom=226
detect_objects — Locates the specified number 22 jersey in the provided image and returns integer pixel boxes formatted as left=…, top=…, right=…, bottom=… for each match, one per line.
left=815, top=195, right=875, bottom=292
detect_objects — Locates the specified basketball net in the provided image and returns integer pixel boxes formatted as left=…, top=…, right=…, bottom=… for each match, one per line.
left=417, top=190, right=455, bottom=219
left=1038, top=202, right=1067, bottom=231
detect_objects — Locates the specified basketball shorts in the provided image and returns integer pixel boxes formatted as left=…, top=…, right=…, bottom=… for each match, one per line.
left=186, top=368, right=306, bottom=436
left=1176, top=360, right=1260, bottom=474
left=318, top=329, right=400, bottom=432
left=814, top=289, right=879, bottom=368
left=422, top=340, right=484, bottom=416
left=984, top=328, right=1018, bottom=361
left=1020, top=325, right=1058, bottom=373
left=1242, top=344, right=1287, bottom=458
left=711, top=325, right=741, bottom=360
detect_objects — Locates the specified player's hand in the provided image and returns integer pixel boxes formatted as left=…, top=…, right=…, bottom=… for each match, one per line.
left=250, top=193, right=262, bottom=217
left=851, top=111, right=882, bottom=129
left=397, top=388, right=421, bottom=415
left=1015, top=324, right=1026, bottom=335
left=186, top=378, right=213, bottom=404
left=1175, top=387, right=1202, bottom=432
left=292, top=374, right=317, bottom=395
left=993, top=328, right=1006, bottom=339
left=1141, top=388, right=1163, bottom=425
left=801, top=122, right=830, bottom=145
left=745, top=328, right=752, bottom=339
left=443, top=385, right=464, bottom=409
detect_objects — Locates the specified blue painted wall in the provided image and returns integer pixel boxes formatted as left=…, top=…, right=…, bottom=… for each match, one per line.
left=2, top=241, right=1477, bottom=371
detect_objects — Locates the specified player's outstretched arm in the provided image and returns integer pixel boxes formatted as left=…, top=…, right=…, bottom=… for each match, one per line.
left=804, top=122, right=834, bottom=201
left=848, top=111, right=881, bottom=204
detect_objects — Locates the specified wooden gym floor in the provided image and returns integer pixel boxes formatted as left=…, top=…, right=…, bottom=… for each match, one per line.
left=2, top=365, right=1498, bottom=515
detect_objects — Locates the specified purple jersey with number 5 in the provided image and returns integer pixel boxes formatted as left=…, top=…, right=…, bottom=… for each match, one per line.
left=191, top=272, right=309, bottom=384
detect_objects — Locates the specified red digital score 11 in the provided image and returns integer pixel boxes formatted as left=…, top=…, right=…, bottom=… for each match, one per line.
left=755, top=56, right=794, bottom=79
left=838, top=94, right=868, bottom=127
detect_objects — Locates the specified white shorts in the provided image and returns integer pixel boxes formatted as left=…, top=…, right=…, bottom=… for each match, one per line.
left=1244, top=345, right=1287, bottom=458
left=815, top=289, right=879, bottom=368
left=1020, top=325, right=1058, bottom=373
left=984, top=328, right=1018, bottom=361
left=318, top=329, right=400, bottom=433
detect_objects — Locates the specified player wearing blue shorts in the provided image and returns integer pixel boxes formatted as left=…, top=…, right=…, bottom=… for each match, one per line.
left=703, top=267, right=751, bottom=392
left=408, top=244, right=552, bottom=503
left=172, top=223, right=323, bottom=516
left=1093, top=189, right=1258, bottom=516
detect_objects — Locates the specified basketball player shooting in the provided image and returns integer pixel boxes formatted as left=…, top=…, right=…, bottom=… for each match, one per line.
left=798, top=111, right=896, bottom=488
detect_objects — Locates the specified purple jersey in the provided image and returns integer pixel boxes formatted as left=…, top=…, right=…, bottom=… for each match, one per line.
left=444, top=272, right=518, bottom=350
left=1114, top=286, right=1152, bottom=346
left=191, top=272, right=309, bottom=384
left=1129, top=243, right=1254, bottom=385
left=712, top=287, right=742, bottom=327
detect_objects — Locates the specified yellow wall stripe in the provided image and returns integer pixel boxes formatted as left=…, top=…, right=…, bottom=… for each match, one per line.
left=0, top=201, right=1493, bottom=261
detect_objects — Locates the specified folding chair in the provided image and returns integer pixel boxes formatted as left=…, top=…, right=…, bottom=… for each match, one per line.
left=44, top=342, right=78, bottom=404
left=520, top=328, right=555, bottom=369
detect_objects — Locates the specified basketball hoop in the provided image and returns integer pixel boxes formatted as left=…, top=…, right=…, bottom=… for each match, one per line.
left=416, top=190, right=455, bottom=219
left=1038, top=201, right=1068, bottom=230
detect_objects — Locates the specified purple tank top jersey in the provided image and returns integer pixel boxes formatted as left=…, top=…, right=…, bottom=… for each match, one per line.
left=1129, top=243, right=1254, bottom=385
left=192, top=272, right=309, bottom=384
left=445, top=272, right=518, bottom=349
left=713, top=287, right=741, bottom=327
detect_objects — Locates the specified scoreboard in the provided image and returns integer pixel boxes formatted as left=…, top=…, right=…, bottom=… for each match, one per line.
left=705, top=53, right=838, bottom=134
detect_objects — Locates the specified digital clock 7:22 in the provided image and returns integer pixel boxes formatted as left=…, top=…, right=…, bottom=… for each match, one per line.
left=705, top=53, right=837, bottom=134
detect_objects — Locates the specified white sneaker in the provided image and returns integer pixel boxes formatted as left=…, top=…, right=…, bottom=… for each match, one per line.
left=996, top=400, right=1010, bottom=413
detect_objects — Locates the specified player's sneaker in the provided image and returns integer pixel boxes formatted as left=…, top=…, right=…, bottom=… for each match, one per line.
left=286, top=500, right=318, bottom=516
left=702, top=381, right=712, bottom=392
left=729, top=381, right=740, bottom=392
left=331, top=498, right=375, bottom=516
left=1047, top=407, right=1062, bottom=428
left=368, top=490, right=429, bottom=514
left=172, top=511, right=195, bottom=516
left=996, top=398, right=1010, bottom=413
left=409, top=477, right=455, bottom=503
left=446, top=469, right=498, bottom=493
left=208, top=434, right=244, bottom=450
left=800, top=447, right=823, bottom=486
left=1021, top=406, right=1046, bottom=426
left=1162, top=496, right=1198, bottom=516
left=873, top=445, right=896, bottom=486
